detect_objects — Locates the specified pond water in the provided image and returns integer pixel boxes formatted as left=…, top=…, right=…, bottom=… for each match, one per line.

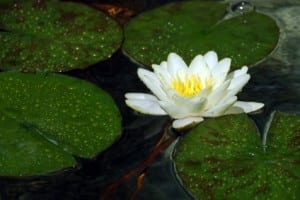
left=1, top=0, right=300, bottom=199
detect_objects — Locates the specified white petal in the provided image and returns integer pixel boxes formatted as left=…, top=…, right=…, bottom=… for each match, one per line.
left=165, top=88, right=208, bottom=106
left=190, top=87, right=212, bottom=99
left=177, top=68, right=188, bottom=81
left=206, top=79, right=231, bottom=108
left=212, top=72, right=227, bottom=89
left=125, top=92, right=158, bottom=101
left=152, top=64, right=161, bottom=71
left=222, top=106, right=244, bottom=115
left=213, top=58, right=231, bottom=73
left=186, top=97, right=207, bottom=116
left=160, top=61, right=168, bottom=69
left=167, top=53, right=188, bottom=76
left=211, top=58, right=231, bottom=87
left=172, top=117, right=204, bottom=129
left=225, top=101, right=264, bottom=114
left=189, top=55, right=211, bottom=80
left=177, top=96, right=207, bottom=116
left=227, top=66, right=248, bottom=79
left=158, top=101, right=186, bottom=118
left=217, top=74, right=250, bottom=104
left=152, top=64, right=172, bottom=87
left=159, top=95, right=206, bottom=119
left=228, top=74, right=250, bottom=91
left=137, top=68, right=168, bottom=101
left=219, top=75, right=248, bottom=100
left=152, top=62, right=167, bottom=73
left=125, top=99, right=167, bottom=115
left=204, top=51, right=218, bottom=69
left=204, top=96, right=237, bottom=117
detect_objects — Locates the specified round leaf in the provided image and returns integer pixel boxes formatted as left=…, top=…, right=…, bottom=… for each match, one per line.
left=0, top=72, right=121, bottom=176
left=123, top=1, right=279, bottom=69
left=0, top=0, right=122, bottom=72
left=174, top=113, right=300, bottom=199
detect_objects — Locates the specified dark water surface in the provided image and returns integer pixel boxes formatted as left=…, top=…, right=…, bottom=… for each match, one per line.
left=1, top=0, right=300, bottom=199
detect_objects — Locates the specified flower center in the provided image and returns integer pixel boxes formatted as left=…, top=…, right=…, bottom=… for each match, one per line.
left=172, top=74, right=212, bottom=97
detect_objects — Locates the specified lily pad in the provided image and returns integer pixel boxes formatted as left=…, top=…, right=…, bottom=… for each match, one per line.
left=0, top=0, right=122, bottom=72
left=123, top=1, right=279, bottom=69
left=0, top=72, right=121, bottom=176
left=174, top=113, right=300, bottom=199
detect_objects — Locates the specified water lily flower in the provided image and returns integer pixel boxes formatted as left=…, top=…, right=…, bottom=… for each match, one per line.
left=125, top=51, right=264, bottom=129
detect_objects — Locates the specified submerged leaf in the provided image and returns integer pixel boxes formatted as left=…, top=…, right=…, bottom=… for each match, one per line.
left=174, top=113, right=300, bottom=199
left=0, top=72, right=121, bottom=176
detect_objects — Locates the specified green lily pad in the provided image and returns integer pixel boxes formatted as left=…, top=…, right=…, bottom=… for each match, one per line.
left=0, top=0, right=122, bottom=72
left=174, top=113, right=300, bottom=200
left=0, top=72, right=121, bottom=176
left=123, top=1, right=279, bottom=69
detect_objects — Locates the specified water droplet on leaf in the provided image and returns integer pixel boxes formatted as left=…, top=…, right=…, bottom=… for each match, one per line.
left=231, top=1, right=254, bottom=14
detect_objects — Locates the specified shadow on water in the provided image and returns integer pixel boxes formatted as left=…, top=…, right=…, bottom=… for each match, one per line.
left=240, top=59, right=300, bottom=135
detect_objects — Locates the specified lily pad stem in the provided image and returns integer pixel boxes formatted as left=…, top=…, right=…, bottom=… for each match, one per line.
left=100, top=121, right=177, bottom=199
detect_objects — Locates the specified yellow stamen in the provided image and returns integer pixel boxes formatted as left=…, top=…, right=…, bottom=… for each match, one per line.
left=172, top=74, right=212, bottom=97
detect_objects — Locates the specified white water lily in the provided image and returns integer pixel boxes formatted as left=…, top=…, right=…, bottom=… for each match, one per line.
left=125, top=51, right=264, bottom=129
